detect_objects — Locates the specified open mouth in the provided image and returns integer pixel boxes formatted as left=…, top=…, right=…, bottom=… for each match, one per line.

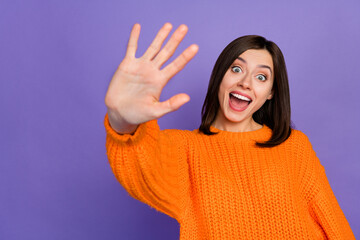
left=229, top=93, right=252, bottom=111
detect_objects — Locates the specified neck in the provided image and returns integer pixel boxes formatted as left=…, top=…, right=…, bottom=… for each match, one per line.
left=212, top=113, right=263, bottom=133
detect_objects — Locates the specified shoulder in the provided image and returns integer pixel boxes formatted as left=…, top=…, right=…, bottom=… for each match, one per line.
left=288, top=128, right=312, bottom=146
left=285, top=128, right=317, bottom=158
left=161, top=126, right=195, bottom=136
left=160, top=126, right=199, bottom=144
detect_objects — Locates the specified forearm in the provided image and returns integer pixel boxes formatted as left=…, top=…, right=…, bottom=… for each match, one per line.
left=104, top=113, right=186, bottom=220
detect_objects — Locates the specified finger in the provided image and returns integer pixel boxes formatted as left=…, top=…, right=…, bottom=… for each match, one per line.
left=154, top=93, right=190, bottom=117
left=125, top=23, right=141, bottom=58
left=142, top=23, right=173, bottom=60
left=153, top=24, right=188, bottom=67
left=162, top=44, right=199, bottom=80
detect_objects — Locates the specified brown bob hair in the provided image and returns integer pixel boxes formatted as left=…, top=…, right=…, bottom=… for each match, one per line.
left=199, top=35, right=294, bottom=147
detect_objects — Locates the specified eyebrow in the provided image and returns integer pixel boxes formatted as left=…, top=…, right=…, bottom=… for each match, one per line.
left=237, top=57, right=273, bottom=75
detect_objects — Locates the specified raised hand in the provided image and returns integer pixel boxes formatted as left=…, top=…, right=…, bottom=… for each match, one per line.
left=105, top=23, right=198, bottom=134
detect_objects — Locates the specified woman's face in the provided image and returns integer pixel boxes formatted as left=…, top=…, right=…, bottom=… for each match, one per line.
left=214, top=49, right=274, bottom=131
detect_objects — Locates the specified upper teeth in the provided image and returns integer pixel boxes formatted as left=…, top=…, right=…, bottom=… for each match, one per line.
left=231, top=93, right=251, bottom=101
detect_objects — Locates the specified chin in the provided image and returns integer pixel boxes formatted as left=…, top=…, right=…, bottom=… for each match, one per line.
left=224, top=110, right=250, bottom=123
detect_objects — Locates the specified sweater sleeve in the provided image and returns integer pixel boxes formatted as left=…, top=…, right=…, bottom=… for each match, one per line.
left=302, top=134, right=355, bottom=239
left=103, top=113, right=189, bottom=221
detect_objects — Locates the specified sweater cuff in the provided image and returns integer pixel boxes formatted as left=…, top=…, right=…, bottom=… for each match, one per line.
left=104, top=113, right=158, bottom=144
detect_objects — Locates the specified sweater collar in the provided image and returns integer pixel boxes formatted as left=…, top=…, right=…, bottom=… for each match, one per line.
left=208, top=124, right=273, bottom=141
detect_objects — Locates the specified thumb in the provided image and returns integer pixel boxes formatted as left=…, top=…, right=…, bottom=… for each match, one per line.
left=155, top=93, right=190, bottom=117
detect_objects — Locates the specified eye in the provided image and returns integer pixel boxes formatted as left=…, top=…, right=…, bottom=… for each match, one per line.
left=231, top=66, right=242, bottom=73
left=256, top=74, right=267, bottom=81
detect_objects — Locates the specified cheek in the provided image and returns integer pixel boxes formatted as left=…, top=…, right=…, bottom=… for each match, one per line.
left=259, top=89, right=271, bottom=100
left=254, top=81, right=273, bottom=97
left=218, top=78, right=234, bottom=98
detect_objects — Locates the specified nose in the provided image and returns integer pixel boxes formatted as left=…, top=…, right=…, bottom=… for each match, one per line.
left=237, top=73, right=252, bottom=89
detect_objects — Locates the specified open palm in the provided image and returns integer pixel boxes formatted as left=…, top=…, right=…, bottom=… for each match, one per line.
left=105, top=23, right=198, bottom=133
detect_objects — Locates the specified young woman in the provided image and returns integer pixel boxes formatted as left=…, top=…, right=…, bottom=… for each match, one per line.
left=104, top=23, right=355, bottom=239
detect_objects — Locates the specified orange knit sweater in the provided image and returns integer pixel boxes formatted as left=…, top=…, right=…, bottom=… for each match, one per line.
left=104, top=113, right=355, bottom=239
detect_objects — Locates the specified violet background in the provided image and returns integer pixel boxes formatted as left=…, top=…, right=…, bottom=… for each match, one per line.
left=1, top=0, right=359, bottom=239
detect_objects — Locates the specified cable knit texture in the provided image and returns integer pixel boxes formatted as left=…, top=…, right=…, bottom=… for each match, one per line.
left=104, top=113, right=355, bottom=240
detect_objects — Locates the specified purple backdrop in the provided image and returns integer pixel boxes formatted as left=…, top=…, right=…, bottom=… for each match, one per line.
left=1, top=0, right=359, bottom=239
